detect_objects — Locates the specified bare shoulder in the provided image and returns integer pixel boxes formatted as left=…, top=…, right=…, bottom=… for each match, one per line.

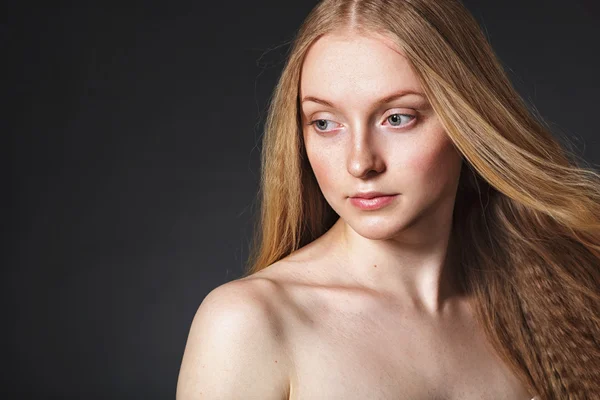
left=176, top=275, right=292, bottom=400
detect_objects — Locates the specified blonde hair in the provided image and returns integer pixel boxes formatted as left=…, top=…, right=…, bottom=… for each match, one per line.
left=244, top=0, right=600, bottom=397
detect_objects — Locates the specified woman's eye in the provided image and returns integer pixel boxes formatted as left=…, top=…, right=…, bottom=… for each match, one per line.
left=386, top=114, right=415, bottom=127
left=310, top=119, right=337, bottom=132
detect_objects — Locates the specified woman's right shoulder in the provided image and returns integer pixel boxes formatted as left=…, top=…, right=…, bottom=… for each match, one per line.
left=176, top=274, right=293, bottom=399
left=202, top=273, right=288, bottom=313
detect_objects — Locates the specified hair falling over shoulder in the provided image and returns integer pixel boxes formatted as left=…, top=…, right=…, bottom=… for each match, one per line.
left=244, top=0, right=600, bottom=397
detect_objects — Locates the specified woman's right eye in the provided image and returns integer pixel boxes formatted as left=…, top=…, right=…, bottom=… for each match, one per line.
left=309, top=119, right=337, bottom=132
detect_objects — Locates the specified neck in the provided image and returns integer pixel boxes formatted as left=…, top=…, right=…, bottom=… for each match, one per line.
left=324, top=211, right=464, bottom=315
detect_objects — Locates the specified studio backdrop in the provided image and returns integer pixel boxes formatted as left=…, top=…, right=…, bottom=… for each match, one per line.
left=4, top=1, right=599, bottom=399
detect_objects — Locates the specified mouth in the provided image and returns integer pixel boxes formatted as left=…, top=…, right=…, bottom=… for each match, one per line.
left=350, top=191, right=395, bottom=199
left=348, top=194, right=397, bottom=210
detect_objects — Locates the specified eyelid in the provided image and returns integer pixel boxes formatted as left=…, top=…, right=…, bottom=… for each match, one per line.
left=381, top=108, right=415, bottom=120
left=307, top=110, right=336, bottom=121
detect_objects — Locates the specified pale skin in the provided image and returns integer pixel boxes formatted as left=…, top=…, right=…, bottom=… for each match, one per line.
left=177, top=30, right=536, bottom=399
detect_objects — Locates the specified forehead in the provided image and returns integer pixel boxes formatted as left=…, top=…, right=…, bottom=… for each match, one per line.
left=299, top=31, right=423, bottom=101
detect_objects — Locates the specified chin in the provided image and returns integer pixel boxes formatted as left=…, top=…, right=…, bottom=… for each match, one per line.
left=344, top=215, right=406, bottom=241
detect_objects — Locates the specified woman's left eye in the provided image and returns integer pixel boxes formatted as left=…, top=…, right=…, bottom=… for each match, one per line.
left=386, top=113, right=415, bottom=127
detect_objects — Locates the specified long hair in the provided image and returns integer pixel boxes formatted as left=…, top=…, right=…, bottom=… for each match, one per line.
left=244, top=0, right=600, bottom=397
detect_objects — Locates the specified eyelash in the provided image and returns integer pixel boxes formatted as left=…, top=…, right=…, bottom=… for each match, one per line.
left=308, top=113, right=416, bottom=133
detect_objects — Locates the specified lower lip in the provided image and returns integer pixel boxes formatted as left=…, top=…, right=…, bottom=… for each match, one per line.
left=349, top=195, right=397, bottom=210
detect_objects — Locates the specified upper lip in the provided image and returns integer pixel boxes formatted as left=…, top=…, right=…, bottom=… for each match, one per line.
left=350, top=191, right=395, bottom=199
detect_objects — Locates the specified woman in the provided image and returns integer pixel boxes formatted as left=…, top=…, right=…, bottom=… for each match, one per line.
left=177, top=0, right=600, bottom=399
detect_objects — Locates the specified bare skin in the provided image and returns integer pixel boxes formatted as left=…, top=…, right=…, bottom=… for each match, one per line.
left=177, top=30, right=536, bottom=399
left=242, top=220, right=533, bottom=399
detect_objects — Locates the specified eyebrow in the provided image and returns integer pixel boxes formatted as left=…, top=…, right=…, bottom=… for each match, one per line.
left=300, top=90, right=426, bottom=109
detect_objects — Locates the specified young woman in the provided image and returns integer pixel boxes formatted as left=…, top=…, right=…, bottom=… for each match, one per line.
left=177, top=0, right=600, bottom=399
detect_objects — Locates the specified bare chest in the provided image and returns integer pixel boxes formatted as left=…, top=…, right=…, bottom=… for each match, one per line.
left=285, top=298, right=531, bottom=400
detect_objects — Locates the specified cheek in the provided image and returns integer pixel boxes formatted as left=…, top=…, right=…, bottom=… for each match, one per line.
left=306, top=144, right=337, bottom=190
left=407, top=144, right=441, bottom=174
left=404, top=136, right=462, bottom=189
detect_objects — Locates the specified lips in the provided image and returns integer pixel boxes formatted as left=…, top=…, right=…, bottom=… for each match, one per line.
left=350, top=191, right=394, bottom=199
left=349, top=193, right=398, bottom=210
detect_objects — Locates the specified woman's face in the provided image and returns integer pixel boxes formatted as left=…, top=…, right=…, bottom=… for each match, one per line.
left=300, top=31, right=464, bottom=240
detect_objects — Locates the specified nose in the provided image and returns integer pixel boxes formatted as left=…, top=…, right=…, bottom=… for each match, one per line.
left=346, top=128, right=386, bottom=179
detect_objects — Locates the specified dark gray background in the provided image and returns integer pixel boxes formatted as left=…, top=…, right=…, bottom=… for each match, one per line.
left=4, top=1, right=599, bottom=399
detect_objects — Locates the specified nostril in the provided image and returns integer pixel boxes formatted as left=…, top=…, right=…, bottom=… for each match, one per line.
left=363, top=169, right=379, bottom=179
